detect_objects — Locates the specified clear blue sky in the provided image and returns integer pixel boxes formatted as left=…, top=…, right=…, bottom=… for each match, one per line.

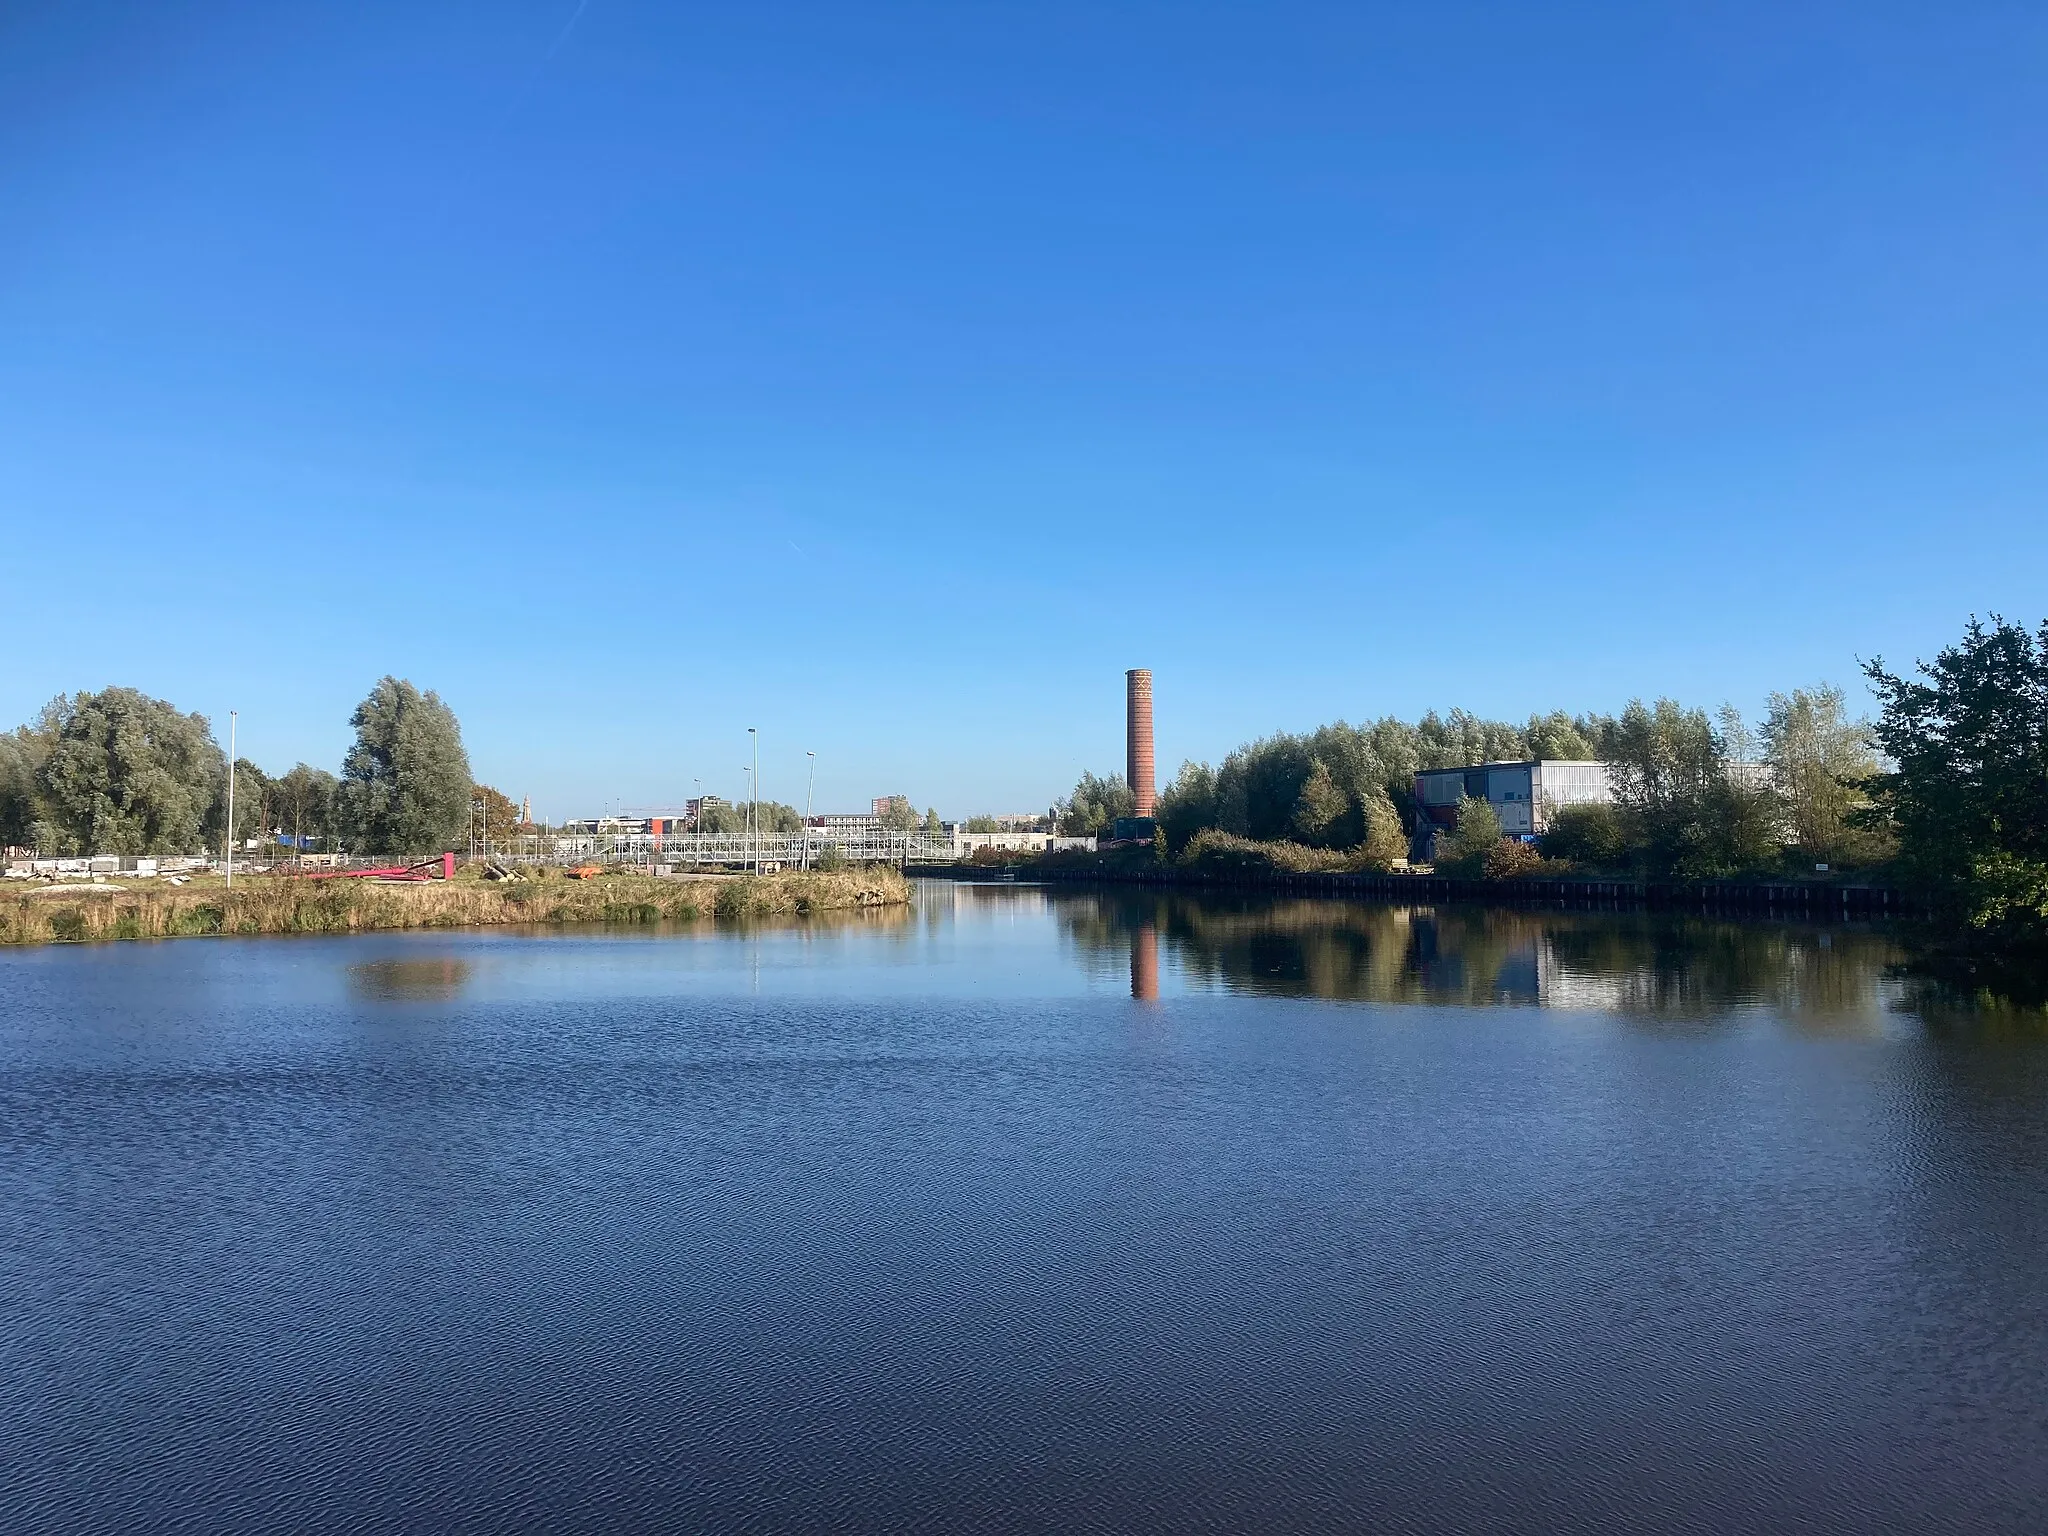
left=3, top=2, right=2043, bottom=819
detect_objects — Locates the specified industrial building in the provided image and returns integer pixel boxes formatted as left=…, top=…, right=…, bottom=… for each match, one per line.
left=1413, top=760, right=1613, bottom=843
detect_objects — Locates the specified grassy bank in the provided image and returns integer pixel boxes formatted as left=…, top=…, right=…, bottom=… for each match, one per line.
left=0, top=866, right=910, bottom=946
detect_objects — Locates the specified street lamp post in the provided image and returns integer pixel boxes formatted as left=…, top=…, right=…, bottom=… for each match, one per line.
left=224, top=710, right=238, bottom=891
left=748, top=727, right=759, bottom=874
left=803, top=751, right=816, bottom=871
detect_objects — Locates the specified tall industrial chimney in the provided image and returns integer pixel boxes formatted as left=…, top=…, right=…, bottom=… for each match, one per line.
left=1126, top=668, right=1156, bottom=817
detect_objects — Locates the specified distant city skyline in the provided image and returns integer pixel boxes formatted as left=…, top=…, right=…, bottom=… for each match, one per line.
left=5, top=2, right=2044, bottom=811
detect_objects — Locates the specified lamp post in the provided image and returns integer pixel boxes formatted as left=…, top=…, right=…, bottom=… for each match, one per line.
left=748, top=727, right=759, bottom=874
left=224, top=711, right=238, bottom=891
left=804, top=751, right=816, bottom=871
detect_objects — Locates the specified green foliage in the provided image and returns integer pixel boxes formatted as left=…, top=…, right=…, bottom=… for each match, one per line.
left=1483, top=839, right=1555, bottom=879
left=1154, top=761, right=1218, bottom=852
left=1433, top=796, right=1503, bottom=875
left=1291, top=759, right=1349, bottom=845
left=336, top=677, right=473, bottom=855
left=1359, top=784, right=1407, bottom=870
left=1866, top=616, right=2048, bottom=947
left=1149, top=711, right=1531, bottom=857
left=1761, top=685, right=1890, bottom=866
left=1604, top=699, right=1783, bottom=877
left=963, top=814, right=1002, bottom=833
left=1526, top=710, right=1596, bottom=761
left=812, top=842, right=847, bottom=872
left=472, top=783, right=522, bottom=841
left=1540, top=802, right=1626, bottom=865
left=698, top=800, right=746, bottom=834
left=924, top=807, right=942, bottom=834
left=876, top=795, right=917, bottom=832
left=1057, top=771, right=1134, bottom=837
left=0, top=727, right=49, bottom=848
left=22, top=688, right=223, bottom=855
left=1177, top=828, right=1357, bottom=875
left=738, top=800, right=805, bottom=834
left=227, top=758, right=272, bottom=845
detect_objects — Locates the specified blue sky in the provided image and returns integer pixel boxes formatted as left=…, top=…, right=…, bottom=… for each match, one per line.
left=3, top=1, right=2043, bottom=819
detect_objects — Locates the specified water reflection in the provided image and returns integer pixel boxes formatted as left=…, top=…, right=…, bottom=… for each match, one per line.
left=348, top=956, right=475, bottom=1003
left=1054, top=889, right=1924, bottom=1022
left=1130, top=924, right=1159, bottom=1002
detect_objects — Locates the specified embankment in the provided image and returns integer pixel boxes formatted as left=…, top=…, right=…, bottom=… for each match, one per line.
left=909, top=860, right=1912, bottom=917
left=1, top=867, right=910, bottom=946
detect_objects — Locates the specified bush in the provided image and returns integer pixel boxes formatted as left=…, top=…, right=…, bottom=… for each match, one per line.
left=1432, top=796, right=1502, bottom=876
left=1179, top=829, right=1352, bottom=875
left=1541, top=803, right=1627, bottom=866
left=1483, top=839, right=1550, bottom=879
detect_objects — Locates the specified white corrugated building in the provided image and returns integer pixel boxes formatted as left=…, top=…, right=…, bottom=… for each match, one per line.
left=1413, top=760, right=1613, bottom=841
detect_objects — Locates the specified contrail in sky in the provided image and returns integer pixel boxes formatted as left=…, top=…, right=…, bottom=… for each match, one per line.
left=546, top=0, right=591, bottom=60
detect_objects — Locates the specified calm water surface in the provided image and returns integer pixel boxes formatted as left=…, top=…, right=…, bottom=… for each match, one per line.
left=4, top=884, right=2046, bottom=1533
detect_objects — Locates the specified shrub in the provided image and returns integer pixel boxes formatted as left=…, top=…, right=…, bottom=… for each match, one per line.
left=1482, top=839, right=1555, bottom=879
left=1432, top=796, right=1502, bottom=876
left=1541, top=802, right=1627, bottom=866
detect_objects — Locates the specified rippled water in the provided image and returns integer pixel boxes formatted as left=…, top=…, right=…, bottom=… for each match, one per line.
left=4, top=884, right=2047, bottom=1533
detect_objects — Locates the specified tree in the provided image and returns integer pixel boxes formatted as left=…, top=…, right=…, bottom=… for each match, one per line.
left=698, top=800, right=745, bottom=835
left=1605, top=698, right=1781, bottom=877
left=1761, top=685, right=1889, bottom=866
left=963, top=814, right=1002, bottom=833
left=273, top=764, right=339, bottom=851
left=877, top=795, right=917, bottom=832
left=335, top=677, right=473, bottom=854
left=1359, top=784, right=1407, bottom=869
left=1154, top=761, right=1218, bottom=854
left=472, top=783, right=522, bottom=846
left=739, top=800, right=805, bottom=834
left=1865, top=617, right=2048, bottom=946
left=0, top=726, right=50, bottom=849
left=1526, top=711, right=1595, bottom=761
left=1433, top=796, right=1503, bottom=875
left=1291, top=759, right=1348, bottom=845
left=29, top=688, right=222, bottom=855
left=1056, top=771, right=1133, bottom=837
left=923, top=807, right=942, bottom=834
left=1540, top=802, right=1626, bottom=866
left=226, top=758, right=273, bottom=848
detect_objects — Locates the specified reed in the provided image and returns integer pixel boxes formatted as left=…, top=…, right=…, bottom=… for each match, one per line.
left=0, top=867, right=910, bottom=946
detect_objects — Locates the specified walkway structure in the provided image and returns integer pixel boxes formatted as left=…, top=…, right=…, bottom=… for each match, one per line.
left=477, top=829, right=960, bottom=869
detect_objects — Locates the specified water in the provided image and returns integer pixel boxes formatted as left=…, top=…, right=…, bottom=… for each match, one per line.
left=4, top=884, right=2046, bottom=1533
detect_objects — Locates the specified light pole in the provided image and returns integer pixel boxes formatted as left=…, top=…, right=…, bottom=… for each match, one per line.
left=804, top=750, right=816, bottom=870
left=748, top=727, right=759, bottom=874
left=224, top=711, right=238, bottom=891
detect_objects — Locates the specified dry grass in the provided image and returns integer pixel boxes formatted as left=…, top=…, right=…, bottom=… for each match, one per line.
left=0, top=866, right=910, bottom=946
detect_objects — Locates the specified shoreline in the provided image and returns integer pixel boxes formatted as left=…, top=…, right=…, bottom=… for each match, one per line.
left=908, top=860, right=1914, bottom=917
left=0, top=867, right=911, bottom=947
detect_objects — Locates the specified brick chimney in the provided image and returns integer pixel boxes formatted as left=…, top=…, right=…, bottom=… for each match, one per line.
left=1127, top=668, right=1156, bottom=816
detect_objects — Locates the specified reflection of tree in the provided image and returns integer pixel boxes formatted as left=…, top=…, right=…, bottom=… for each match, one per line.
left=1052, top=891, right=1912, bottom=1022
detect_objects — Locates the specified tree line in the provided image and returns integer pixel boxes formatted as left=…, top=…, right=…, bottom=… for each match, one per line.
left=1058, top=689, right=1886, bottom=879
left=1, top=676, right=481, bottom=858
left=1053, top=617, right=2048, bottom=955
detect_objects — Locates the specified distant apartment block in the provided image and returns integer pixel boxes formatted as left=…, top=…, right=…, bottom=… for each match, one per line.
left=812, top=813, right=883, bottom=833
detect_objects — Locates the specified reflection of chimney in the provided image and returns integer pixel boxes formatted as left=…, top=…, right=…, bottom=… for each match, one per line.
left=1126, top=668, right=1155, bottom=816
left=1130, top=924, right=1159, bottom=1002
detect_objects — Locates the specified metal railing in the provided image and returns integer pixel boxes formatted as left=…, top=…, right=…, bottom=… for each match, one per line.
left=468, top=830, right=961, bottom=868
